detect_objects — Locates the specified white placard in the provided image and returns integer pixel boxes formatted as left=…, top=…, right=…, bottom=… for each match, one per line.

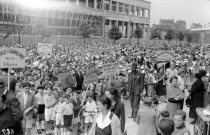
left=102, top=62, right=119, bottom=77
left=38, top=43, right=52, bottom=56
left=157, top=51, right=174, bottom=61
left=0, top=48, right=26, bottom=68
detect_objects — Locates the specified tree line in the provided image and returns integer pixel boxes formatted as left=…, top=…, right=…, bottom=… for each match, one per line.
left=78, top=21, right=194, bottom=45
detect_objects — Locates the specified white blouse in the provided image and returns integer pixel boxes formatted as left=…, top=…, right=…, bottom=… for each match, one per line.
left=96, top=111, right=112, bottom=129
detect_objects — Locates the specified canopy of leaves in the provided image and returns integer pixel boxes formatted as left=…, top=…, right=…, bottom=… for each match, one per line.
left=133, top=26, right=143, bottom=39
left=108, top=25, right=122, bottom=41
left=164, top=30, right=174, bottom=41
left=178, top=31, right=184, bottom=41
left=151, top=29, right=161, bottom=40
left=78, top=22, right=92, bottom=38
left=186, top=33, right=193, bottom=43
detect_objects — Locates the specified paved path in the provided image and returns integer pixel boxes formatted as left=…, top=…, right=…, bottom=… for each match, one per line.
left=32, top=99, right=194, bottom=135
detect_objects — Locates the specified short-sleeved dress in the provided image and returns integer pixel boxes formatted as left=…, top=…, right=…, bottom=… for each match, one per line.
left=136, top=106, right=157, bottom=135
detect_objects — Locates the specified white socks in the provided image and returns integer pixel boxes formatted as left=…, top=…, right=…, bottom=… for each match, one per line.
left=55, top=128, right=58, bottom=135
left=36, top=122, right=40, bottom=130
left=41, top=121, right=45, bottom=129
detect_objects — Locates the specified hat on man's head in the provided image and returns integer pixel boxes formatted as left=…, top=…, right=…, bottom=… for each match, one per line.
left=21, top=82, right=31, bottom=88
left=1, top=68, right=8, bottom=72
left=131, top=62, right=137, bottom=68
left=195, top=73, right=202, bottom=80
left=37, top=85, right=45, bottom=89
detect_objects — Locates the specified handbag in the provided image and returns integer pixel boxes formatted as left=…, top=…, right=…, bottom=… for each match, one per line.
left=185, top=93, right=192, bottom=108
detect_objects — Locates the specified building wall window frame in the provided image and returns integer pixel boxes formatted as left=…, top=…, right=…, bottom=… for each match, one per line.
left=97, top=0, right=103, bottom=9
left=124, top=4, right=129, bottom=14
left=104, top=0, right=110, bottom=11
left=118, top=2, right=124, bottom=13
left=130, top=5, right=135, bottom=15
left=112, top=1, right=117, bottom=12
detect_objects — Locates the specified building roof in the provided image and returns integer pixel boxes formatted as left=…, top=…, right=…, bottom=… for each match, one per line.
left=154, top=25, right=173, bottom=31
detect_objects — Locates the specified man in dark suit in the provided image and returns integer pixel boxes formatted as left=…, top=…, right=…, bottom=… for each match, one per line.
left=128, top=62, right=144, bottom=121
left=0, top=69, right=24, bottom=135
left=75, top=66, right=84, bottom=91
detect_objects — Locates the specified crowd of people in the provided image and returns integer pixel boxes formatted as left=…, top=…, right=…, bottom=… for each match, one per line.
left=0, top=40, right=208, bottom=135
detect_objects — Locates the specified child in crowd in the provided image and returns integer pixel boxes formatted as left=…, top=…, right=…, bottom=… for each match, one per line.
left=83, top=92, right=97, bottom=135
left=158, top=118, right=175, bottom=135
left=35, top=85, right=46, bottom=134
left=173, top=110, right=190, bottom=135
left=72, top=92, right=82, bottom=135
left=54, top=96, right=65, bottom=135
left=44, top=87, right=57, bottom=135
left=157, top=110, right=170, bottom=135
left=63, top=94, right=74, bottom=135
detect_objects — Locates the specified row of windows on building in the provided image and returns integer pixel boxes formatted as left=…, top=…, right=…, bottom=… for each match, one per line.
left=0, top=0, right=150, bottom=18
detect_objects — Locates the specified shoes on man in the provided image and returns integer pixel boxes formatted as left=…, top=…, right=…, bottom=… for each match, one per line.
left=190, top=120, right=196, bottom=124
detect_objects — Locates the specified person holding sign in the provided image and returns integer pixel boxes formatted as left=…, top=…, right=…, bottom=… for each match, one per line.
left=0, top=93, right=18, bottom=135
left=0, top=69, right=23, bottom=135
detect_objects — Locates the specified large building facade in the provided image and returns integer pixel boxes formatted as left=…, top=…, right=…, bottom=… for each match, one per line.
left=0, top=0, right=151, bottom=39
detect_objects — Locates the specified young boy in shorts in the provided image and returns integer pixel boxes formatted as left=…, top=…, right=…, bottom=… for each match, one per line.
left=54, top=96, right=65, bottom=135
left=35, top=85, right=45, bottom=134
left=83, top=92, right=97, bottom=135
left=44, top=87, right=57, bottom=135
left=63, top=94, right=74, bottom=135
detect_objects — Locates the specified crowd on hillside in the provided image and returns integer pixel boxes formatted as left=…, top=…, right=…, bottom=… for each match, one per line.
left=0, top=40, right=209, bottom=135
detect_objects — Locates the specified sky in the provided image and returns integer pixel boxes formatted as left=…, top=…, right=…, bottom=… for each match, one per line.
left=146, top=0, right=210, bottom=28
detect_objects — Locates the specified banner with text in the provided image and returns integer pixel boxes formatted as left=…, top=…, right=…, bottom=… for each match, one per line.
left=102, top=62, right=119, bottom=77
left=0, top=48, right=26, bottom=68
left=38, top=43, right=52, bottom=56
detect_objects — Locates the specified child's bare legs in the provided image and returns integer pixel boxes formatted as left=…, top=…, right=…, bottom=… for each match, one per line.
left=84, top=123, right=88, bottom=135
left=73, top=123, right=78, bottom=135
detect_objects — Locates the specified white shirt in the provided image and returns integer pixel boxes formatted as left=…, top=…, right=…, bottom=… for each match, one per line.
left=96, top=111, right=111, bottom=129
left=23, top=92, right=28, bottom=108
left=85, top=101, right=97, bottom=113
left=63, top=102, right=73, bottom=115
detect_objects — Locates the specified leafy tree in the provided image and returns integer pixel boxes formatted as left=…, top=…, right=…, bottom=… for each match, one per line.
left=186, top=33, right=193, bottom=43
left=78, top=21, right=92, bottom=46
left=133, top=25, right=143, bottom=45
left=178, top=31, right=184, bottom=44
left=108, top=25, right=122, bottom=44
left=151, top=29, right=161, bottom=40
left=164, top=30, right=173, bottom=43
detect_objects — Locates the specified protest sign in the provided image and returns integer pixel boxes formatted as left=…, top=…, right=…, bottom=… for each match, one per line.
left=84, top=69, right=99, bottom=84
left=157, top=51, right=174, bottom=62
left=38, top=43, right=52, bottom=56
left=102, top=62, right=119, bottom=77
left=0, top=48, right=26, bottom=68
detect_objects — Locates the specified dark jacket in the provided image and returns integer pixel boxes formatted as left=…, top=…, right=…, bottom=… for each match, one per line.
left=72, top=98, right=82, bottom=118
left=128, top=71, right=144, bottom=94
left=0, top=107, right=17, bottom=135
left=189, top=79, right=205, bottom=118
left=6, top=91, right=23, bottom=122
left=76, top=72, right=84, bottom=90
left=111, top=100, right=125, bottom=133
